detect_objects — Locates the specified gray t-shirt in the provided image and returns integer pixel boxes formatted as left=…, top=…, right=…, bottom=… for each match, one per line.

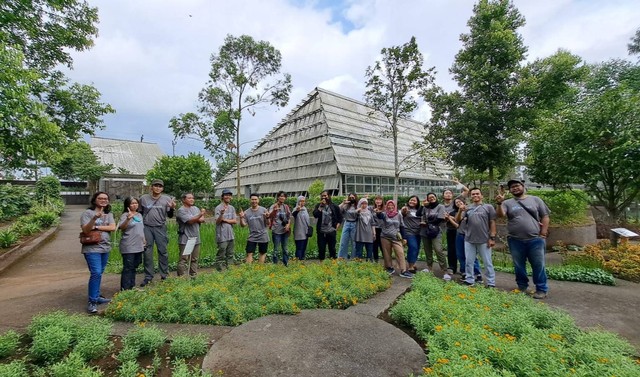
left=502, top=196, right=550, bottom=240
left=245, top=206, right=269, bottom=243
left=402, top=207, right=421, bottom=236
left=463, top=203, right=496, bottom=244
left=80, top=209, right=114, bottom=254
left=140, top=194, right=173, bottom=227
left=269, top=204, right=291, bottom=235
left=215, top=203, right=236, bottom=242
left=457, top=216, right=467, bottom=236
left=293, top=207, right=310, bottom=241
left=177, top=206, right=202, bottom=245
left=443, top=201, right=457, bottom=230
left=341, top=204, right=358, bottom=222
left=117, top=212, right=145, bottom=254
left=355, top=209, right=375, bottom=243
left=378, top=212, right=404, bottom=240
left=420, top=204, right=445, bottom=238
left=320, top=205, right=336, bottom=234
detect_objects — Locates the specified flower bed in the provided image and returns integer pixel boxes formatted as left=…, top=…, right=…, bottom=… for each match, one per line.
left=106, top=260, right=391, bottom=326
left=390, top=274, right=640, bottom=376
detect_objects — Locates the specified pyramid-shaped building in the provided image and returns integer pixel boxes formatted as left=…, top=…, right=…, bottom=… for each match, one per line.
left=215, top=87, right=453, bottom=197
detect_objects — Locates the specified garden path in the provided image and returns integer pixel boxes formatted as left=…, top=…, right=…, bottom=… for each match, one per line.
left=0, top=204, right=638, bottom=374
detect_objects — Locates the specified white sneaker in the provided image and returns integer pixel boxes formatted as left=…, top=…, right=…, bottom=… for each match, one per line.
left=421, top=268, right=430, bottom=273
left=443, top=273, right=452, bottom=281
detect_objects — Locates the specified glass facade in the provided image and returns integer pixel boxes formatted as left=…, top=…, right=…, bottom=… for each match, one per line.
left=341, top=174, right=448, bottom=197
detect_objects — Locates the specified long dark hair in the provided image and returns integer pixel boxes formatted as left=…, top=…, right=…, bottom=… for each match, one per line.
left=373, top=195, right=384, bottom=210
left=407, top=195, right=422, bottom=210
left=123, top=196, right=140, bottom=215
left=88, top=191, right=112, bottom=214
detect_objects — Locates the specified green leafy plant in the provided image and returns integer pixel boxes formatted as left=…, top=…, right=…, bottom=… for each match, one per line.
left=0, top=229, right=19, bottom=248
left=493, top=264, right=616, bottom=286
left=29, top=325, right=73, bottom=363
left=0, top=360, right=28, bottom=377
left=170, top=358, right=213, bottom=377
left=49, top=352, right=103, bottom=377
left=14, top=221, right=42, bottom=236
left=34, top=176, right=62, bottom=203
left=0, top=184, right=33, bottom=221
left=122, top=324, right=166, bottom=355
left=390, top=274, right=640, bottom=376
left=116, top=359, right=139, bottom=377
left=73, top=318, right=113, bottom=361
left=0, top=330, right=20, bottom=358
left=169, top=333, right=209, bottom=359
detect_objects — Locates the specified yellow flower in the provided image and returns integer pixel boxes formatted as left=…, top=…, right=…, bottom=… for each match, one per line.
left=598, top=357, right=608, bottom=363
left=455, top=342, right=461, bottom=347
left=461, top=354, right=469, bottom=360
left=436, top=358, right=450, bottom=364
left=435, top=325, right=443, bottom=332
left=549, top=333, right=563, bottom=341
left=423, top=367, right=433, bottom=374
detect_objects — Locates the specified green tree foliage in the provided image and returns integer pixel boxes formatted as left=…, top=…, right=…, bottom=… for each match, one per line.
left=170, top=34, right=292, bottom=196
left=629, top=27, right=640, bottom=58
left=307, top=179, right=325, bottom=207
left=212, top=152, right=240, bottom=184
left=427, top=0, right=528, bottom=195
left=527, top=60, right=640, bottom=220
left=364, top=36, right=435, bottom=201
left=0, top=0, right=114, bottom=171
left=49, top=141, right=112, bottom=191
left=146, top=153, right=213, bottom=197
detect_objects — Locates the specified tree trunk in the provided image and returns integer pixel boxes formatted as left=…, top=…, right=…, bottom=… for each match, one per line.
left=488, top=167, right=495, bottom=200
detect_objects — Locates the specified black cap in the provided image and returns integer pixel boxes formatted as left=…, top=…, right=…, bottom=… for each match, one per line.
left=151, top=179, right=164, bottom=186
left=507, top=179, right=524, bottom=188
left=221, top=189, right=233, bottom=196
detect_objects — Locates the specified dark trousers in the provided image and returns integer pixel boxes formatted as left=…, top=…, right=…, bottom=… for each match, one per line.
left=446, top=228, right=458, bottom=273
left=317, top=231, right=337, bottom=260
left=295, top=239, right=308, bottom=260
left=121, top=252, right=142, bottom=290
left=372, top=228, right=382, bottom=261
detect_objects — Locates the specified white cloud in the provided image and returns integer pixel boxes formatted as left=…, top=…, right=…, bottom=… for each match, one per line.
left=65, top=0, right=640, bottom=159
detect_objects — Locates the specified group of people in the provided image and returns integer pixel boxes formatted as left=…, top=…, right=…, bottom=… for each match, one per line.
left=79, top=179, right=550, bottom=314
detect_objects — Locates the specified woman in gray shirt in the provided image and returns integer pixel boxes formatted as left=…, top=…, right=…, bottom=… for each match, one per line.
left=292, top=196, right=311, bottom=260
left=117, top=197, right=145, bottom=291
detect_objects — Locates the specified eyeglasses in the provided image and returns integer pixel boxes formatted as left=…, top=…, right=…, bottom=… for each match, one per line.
left=96, top=197, right=109, bottom=200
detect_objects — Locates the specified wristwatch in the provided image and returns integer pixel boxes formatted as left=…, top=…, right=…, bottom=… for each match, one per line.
left=489, top=235, right=496, bottom=240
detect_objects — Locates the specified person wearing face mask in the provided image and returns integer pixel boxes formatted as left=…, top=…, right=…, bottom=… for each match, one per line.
left=338, top=193, right=359, bottom=259
left=419, top=192, right=452, bottom=280
left=496, top=179, right=550, bottom=299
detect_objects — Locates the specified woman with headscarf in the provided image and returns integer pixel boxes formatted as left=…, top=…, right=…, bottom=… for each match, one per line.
left=419, top=192, right=452, bottom=280
left=80, top=191, right=116, bottom=314
left=376, top=200, right=412, bottom=278
left=401, top=195, right=422, bottom=273
left=292, top=195, right=311, bottom=260
left=354, top=198, right=374, bottom=259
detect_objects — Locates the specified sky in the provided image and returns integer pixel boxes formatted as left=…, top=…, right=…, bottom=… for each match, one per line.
left=66, top=0, right=640, bottom=165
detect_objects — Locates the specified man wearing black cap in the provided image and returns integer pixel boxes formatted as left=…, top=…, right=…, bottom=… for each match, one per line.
left=496, top=179, right=550, bottom=299
left=139, top=179, right=176, bottom=286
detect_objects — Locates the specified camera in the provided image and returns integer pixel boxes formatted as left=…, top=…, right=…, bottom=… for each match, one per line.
left=279, top=213, right=288, bottom=225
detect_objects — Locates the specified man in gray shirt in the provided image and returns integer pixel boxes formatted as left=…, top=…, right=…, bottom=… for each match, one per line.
left=176, top=193, right=205, bottom=277
left=215, top=189, right=237, bottom=271
left=139, top=179, right=176, bottom=286
left=496, top=179, right=551, bottom=299
left=456, top=188, right=497, bottom=287
left=239, top=193, right=269, bottom=264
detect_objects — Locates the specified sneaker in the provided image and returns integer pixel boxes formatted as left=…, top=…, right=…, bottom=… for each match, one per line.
left=443, top=273, right=452, bottom=281
left=475, top=275, right=483, bottom=283
left=385, top=267, right=396, bottom=276
left=462, top=281, right=475, bottom=286
left=140, top=279, right=152, bottom=287
left=87, top=302, right=98, bottom=314
left=399, top=270, right=414, bottom=279
left=532, top=291, right=547, bottom=299
left=408, top=269, right=418, bottom=274
left=487, top=285, right=496, bottom=289
left=97, top=296, right=111, bottom=304
left=420, top=268, right=430, bottom=273
left=161, top=276, right=167, bottom=281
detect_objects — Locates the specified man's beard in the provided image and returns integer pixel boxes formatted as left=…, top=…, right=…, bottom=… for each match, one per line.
left=512, top=191, right=524, bottom=198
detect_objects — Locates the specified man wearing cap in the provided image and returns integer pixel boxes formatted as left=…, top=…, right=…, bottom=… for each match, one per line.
left=139, top=179, right=176, bottom=286
left=214, top=189, right=237, bottom=271
left=496, top=179, right=551, bottom=299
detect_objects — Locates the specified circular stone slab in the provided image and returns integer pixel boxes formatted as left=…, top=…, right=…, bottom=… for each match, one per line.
left=202, top=309, right=425, bottom=377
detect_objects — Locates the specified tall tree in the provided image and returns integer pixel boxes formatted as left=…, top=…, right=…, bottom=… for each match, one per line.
left=49, top=140, right=113, bottom=192
left=170, top=34, right=292, bottom=197
left=364, top=36, right=435, bottom=201
left=0, top=0, right=114, bottom=172
left=146, top=153, right=214, bottom=198
left=629, top=27, right=640, bottom=58
left=426, top=0, right=528, bottom=197
left=527, top=60, right=640, bottom=221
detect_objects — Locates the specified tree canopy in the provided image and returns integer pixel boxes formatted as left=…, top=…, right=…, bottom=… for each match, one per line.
left=0, top=0, right=114, bottom=172
left=527, top=59, right=640, bottom=220
left=146, top=153, right=214, bottom=198
left=364, top=36, right=435, bottom=201
left=170, top=34, right=292, bottom=196
left=49, top=141, right=112, bottom=182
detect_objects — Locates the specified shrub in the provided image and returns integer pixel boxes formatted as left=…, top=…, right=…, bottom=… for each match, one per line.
left=527, top=189, right=591, bottom=226
left=49, top=352, right=103, bottom=377
left=30, top=210, right=59, bottom=228
left=13, top=221, right=42, bottom=236
left=34, top=176, right=62, bottom=203
left=493, top=264, right=616, bottom=285
left=0, top=360, right=28, bottom=377
left=29, top=325, right=73, bottom=363
left=0, top=330, right=20, bottom=358
left=583, top=240, right=640, bottom=282
left=116, top=359, right=140, bottom=377
left=169, top=333, right=209, bottom=359
left=171, top=358, right=213, bottom=377
left=73, top=318, right=113, bottom=361
left=122, top=324, right=166, bottom=355
left=0, top=229, right=19, bottom=248
left=0, top=184, right=33, bottom=221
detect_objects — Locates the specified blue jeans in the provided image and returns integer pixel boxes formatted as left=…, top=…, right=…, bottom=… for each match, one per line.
left=338, top=221, right=357, bottom=259
left=464, top=241, right=495, bottom=286
left=508, top=237, right=548, bottom=293
left=295, top=239, right=308, bottom=260
left=405, top=234, right=421, bottom=264
left=355, top=242, right=373, bottom=259
left=84, top=252, right=109, bottom=303
left=272, top=232, right=289, bottom=266
left=456, top=233, right=481, bottom=276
